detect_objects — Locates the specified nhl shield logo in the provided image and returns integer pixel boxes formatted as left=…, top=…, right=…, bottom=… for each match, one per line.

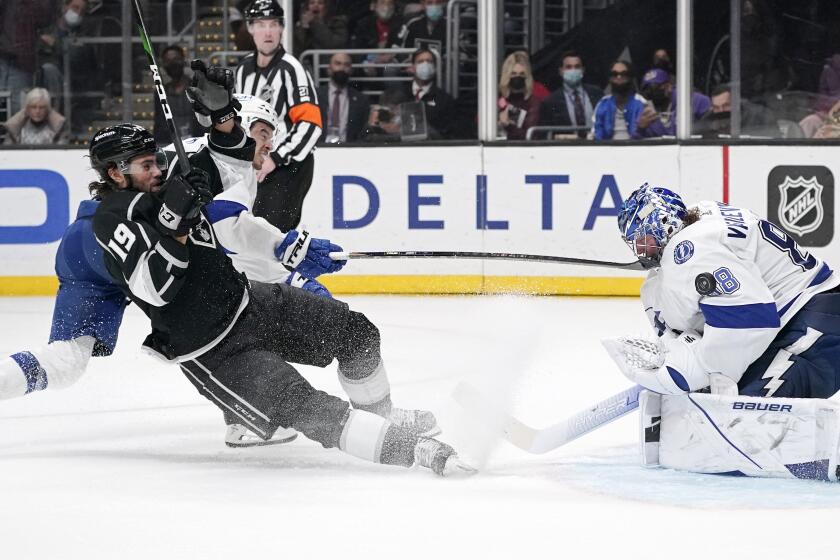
left=777, top=175, right=824, bottom=236
left=767, top=165, right=834, bottom=247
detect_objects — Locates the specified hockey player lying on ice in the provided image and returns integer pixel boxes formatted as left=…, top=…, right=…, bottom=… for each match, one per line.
left=604, top=184, right=840, bottom=481
left=90, top=63, right=475, bottom=477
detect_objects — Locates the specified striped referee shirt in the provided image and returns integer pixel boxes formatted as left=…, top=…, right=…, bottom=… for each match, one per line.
left=235, top=47, right=322, bottom=165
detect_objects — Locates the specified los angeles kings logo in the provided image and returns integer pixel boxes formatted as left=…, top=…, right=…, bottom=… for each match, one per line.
left=767, top=166, right=834, bottom=247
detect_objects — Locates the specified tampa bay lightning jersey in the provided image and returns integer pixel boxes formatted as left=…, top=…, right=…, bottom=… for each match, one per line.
left=641, top=200, right=839, bottom=382
left=166, top=133, right=292, bottom=283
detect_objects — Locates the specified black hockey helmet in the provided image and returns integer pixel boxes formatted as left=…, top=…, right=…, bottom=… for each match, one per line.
left=244, top=0, right=285, bottom=25
left=89, top=123, right=157, bottom=174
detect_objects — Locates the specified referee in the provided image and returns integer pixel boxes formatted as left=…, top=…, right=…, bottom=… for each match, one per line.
left=235, top=0, right=322, bottom=232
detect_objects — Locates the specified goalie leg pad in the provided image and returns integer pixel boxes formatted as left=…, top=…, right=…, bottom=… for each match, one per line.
left=651, top=392, right=840, bottom=481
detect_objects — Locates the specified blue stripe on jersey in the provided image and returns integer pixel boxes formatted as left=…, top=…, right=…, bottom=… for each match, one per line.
left=700, top=302, right=780, bottom=329
left=777, top=295, right=800, bottom=318
left=11, top=351, right=48, bottom=394
left=665, top=366, right=690, bottom=391
left=808, top=263, right=833, bottom=288
left=205, top=199, right=247, bottom=225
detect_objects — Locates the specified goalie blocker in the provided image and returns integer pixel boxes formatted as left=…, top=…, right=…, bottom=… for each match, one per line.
left=640, top=390, right=840, bottom=482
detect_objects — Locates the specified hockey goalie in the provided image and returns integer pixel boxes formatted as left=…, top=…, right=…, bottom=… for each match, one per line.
left=603, top=184, right=840, bottom=481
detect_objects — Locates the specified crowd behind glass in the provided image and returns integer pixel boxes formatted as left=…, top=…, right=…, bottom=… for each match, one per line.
left=2, top=0, right=840, bottom=146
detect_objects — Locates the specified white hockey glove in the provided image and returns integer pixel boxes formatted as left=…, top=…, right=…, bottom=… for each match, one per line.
left=602, top=331, right=711, bottom=394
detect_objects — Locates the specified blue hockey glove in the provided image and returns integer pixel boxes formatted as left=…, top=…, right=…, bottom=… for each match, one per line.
left=275, top=229, right=346, bottom=279
left=285, top=271, right=333, bottom=299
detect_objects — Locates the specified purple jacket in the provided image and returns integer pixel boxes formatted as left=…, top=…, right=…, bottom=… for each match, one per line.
left=633, top=89, right=711, bottom=138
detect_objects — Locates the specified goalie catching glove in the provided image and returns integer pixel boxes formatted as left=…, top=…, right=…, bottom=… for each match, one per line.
left=602, top=330, right=723, bottom=394
left=275, top=229, right=347, bottom=279
left=156, top=168, right=213, bottom=237
left=186, top=60, right=241, bottom=127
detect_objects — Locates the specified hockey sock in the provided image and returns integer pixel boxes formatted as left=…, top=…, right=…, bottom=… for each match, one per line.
left=0, top=337, right=94, bottom=400
left=338, top=360, right=392, bottom=415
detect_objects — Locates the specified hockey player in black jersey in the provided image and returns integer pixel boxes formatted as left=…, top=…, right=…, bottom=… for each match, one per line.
left=91, top=65, right=475, bottom=477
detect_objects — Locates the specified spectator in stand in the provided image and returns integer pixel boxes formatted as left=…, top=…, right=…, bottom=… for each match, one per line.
left=694, top=84, right=781, bottom=138
left=352, top=0, right=404, bottom=82
left=4, top=88, right=68, bottom=145
left=0, top=0, right=53, bottom=116
left=818, top=55, right=840, bottom=102
left=152, top=45, right=203, bottom=145
left=360, top=87, right=406, bottom=143
left=538, top=51, right=602, bottom=139
left=397, top=0, right=447, bottom=53
left=352, top=0, right=403, bottom=50
left=634, top=68, right=710, bottom=138
left=511, top=50, right=549, bottom=103
left=651, top=48, right=674, bottom=77
left=317, top=53, right=371, bottom=144
left=811, top=99, right=840, bottom=139
left=293, top=0, right=349, bottom=56
left=497, top=52, right=540, bottom=140
left=396, top=47, right=456, bottom=139
left=38, top=0, right=101, bottom=121
left=592, top=60, right=646, bottom=141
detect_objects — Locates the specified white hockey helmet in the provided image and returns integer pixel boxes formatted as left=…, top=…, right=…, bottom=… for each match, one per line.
left=235, top=93, right=280, bottom=138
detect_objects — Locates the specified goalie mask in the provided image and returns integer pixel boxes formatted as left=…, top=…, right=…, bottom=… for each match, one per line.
left=618, top=184, right=687, bottom=269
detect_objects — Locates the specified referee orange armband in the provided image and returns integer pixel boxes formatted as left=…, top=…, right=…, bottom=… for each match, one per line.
left=289, top=102, right=323, bottom=128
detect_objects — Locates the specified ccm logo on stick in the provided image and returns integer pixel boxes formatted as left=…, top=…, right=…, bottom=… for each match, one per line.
left=732, top=402, right=792, bottom=412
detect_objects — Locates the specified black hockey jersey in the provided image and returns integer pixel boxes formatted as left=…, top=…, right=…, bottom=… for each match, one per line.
left=92, top=188, right=249, bottom=361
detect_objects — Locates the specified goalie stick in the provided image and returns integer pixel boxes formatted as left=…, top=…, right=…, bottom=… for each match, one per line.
left=329, top=251, right=645, bottom=270
left=452, top=382, right=643, bottom=454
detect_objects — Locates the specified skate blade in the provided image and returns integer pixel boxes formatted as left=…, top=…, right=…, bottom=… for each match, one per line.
left=225, top=433, right=298, bottom=448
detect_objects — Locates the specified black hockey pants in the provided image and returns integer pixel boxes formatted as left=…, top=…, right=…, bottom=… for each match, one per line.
left=179, top=281, right=381, bottom=447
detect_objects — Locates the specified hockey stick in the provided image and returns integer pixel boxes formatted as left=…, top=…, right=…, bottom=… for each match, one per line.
left=329, top=251, right=645, bottom=270
left=452, top=381, right=643, bottom=454
left=131, top=0, right=192, bottom=172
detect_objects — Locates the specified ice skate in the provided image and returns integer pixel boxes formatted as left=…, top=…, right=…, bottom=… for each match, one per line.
left=388, top=407, right=442, bottom=437
left=413, top=437, right=477, bottom=477
left=225, top=424, right=298, bottom=448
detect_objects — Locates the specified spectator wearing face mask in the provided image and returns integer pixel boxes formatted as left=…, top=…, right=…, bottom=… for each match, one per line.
left=538, top=51, right=602, bottom=139
left=0, top=0, right=53, bottom=117
left=37, top=0, right=103, bottom=132
left=395, top=47, right=456, bottom=139
left=591, top=60, right=646, bottom=141
left=635, top=68, right=710, bottom=138
left=293, top=0, right=349, bottom=56
left=152, top=45, right=203, bottom=145
left=694, top=84, right=779, bottom=139
left=317, top=53, right=370, bottom=143
left=397, top=0, right=447, bottom=54
left=352, top=0, right=403, bottom=50
left=4, top=88, right=67, bottom=145
left=497, top=52, right=540, bottom=140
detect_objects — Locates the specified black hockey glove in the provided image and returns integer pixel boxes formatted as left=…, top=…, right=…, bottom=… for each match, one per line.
left=156, top=168, right=213, bottom=237
left=186, top=60, right=241, bottom=127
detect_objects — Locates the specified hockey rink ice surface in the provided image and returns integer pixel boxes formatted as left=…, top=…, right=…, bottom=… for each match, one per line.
left=1, top=294, right=839, bottom=559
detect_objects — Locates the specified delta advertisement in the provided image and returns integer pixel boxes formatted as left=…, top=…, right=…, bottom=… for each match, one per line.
left=3, top=144, right=831, bottom=296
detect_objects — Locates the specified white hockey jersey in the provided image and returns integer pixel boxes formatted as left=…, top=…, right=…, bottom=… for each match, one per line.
left=168, top=134, right=293, bottom=283
left=641, top=200, right=839, bottom=388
